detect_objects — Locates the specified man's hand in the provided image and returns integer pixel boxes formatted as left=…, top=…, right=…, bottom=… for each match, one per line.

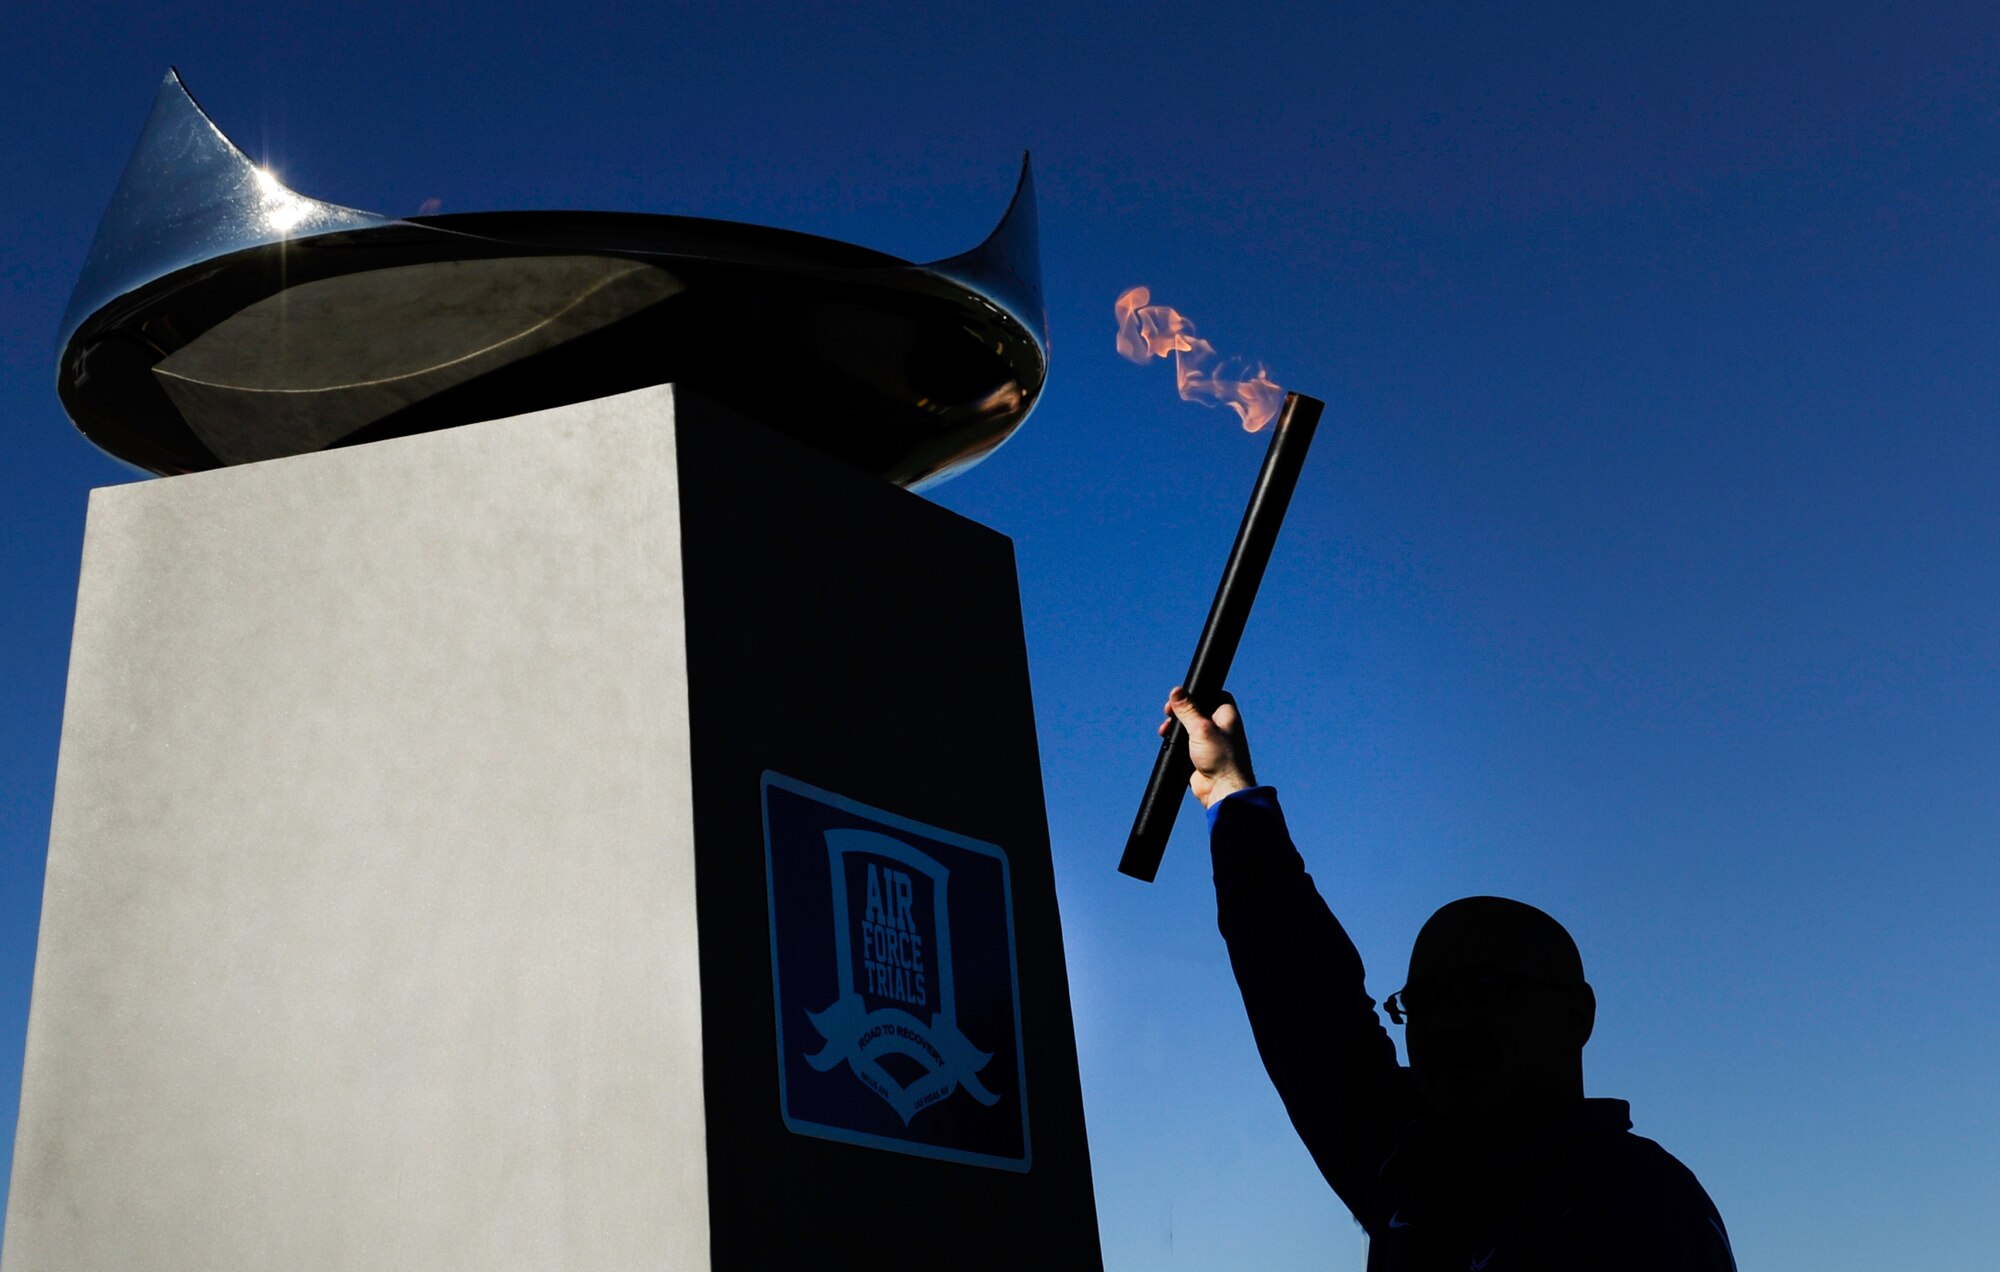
left=1160, top=686, right=1258, bottom=809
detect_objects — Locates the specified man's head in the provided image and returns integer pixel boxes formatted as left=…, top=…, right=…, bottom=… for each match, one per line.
left=1397, top=896, right=1596, bottom=1129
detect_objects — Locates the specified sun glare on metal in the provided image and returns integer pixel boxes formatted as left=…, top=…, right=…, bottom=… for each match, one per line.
left=253, top=167, right=312, bottom=233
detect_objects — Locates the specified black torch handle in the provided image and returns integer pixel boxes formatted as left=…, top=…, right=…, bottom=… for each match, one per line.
left=1118, top=391, right=1325, bottom=882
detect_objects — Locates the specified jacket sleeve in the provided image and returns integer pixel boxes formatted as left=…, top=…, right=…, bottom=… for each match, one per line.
left=1208, top=787, right=1419, bottom=1229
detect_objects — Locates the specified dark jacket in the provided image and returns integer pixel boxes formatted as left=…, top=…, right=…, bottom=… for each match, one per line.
left=1209, top=787, right=1737, bottom=1271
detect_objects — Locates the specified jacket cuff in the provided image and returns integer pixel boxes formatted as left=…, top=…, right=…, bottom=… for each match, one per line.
left=1208, top=786, right=1305, bottom=904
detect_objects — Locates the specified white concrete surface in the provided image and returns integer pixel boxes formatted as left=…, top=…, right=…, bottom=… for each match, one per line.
left=5, top=385, right=710, bottom=1270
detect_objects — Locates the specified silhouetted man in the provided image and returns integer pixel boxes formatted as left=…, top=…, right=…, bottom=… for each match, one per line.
left=1163, top=687, right=1736, bottom=1270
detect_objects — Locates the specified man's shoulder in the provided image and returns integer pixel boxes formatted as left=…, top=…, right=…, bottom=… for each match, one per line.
left=1550, top=1123, right=1736, bottom=1268
left=1559, top=1120, right=1718, bottom=1204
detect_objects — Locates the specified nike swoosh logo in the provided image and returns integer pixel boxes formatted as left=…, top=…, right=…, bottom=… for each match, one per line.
left=1470, top=1251, right=1495, bottom=1270
left=1387, top=1211, right=1412, bottom=1230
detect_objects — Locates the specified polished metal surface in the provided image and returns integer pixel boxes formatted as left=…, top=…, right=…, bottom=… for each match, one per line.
left=58, top=71, right=1047, bottom=488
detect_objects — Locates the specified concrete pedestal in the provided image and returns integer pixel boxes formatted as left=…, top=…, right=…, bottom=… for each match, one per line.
left=5, top=384, right=1099, bottom=1269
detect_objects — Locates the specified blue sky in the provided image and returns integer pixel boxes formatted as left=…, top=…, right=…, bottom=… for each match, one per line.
left=4, top=2, right=1997, bottom=1266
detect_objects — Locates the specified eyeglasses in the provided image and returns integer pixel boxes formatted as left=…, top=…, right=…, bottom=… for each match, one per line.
left=1381, top=968, right=1577, bottom=1025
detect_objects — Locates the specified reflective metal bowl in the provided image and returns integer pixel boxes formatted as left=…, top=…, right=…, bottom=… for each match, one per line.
left=58, top=72, right=1047, bottom=489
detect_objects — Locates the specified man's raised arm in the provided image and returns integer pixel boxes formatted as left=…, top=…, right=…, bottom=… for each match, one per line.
left=1163, top=689, right=1418, bottom=1228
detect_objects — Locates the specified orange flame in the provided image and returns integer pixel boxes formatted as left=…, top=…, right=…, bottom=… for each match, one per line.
left=1114, top=286, right=1284, bottom=432
left=1115, top=286, right=1198, bottom=361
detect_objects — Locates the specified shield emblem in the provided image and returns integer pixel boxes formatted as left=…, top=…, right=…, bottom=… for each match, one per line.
left=805, top=829, right=999, bottom=1124
left=762, top=772, right=1029, bottom=1170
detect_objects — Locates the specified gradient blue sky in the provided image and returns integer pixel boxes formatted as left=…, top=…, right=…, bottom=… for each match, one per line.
left=4, top=3, right=1997, bottom=1267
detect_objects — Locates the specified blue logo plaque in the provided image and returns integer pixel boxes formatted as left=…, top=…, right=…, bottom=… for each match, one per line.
left=761, top=772, right=1030, bottom=1171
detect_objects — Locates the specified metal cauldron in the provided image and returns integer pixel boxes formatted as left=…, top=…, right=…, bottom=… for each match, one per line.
left=58, top=71, right=1046, bottom=490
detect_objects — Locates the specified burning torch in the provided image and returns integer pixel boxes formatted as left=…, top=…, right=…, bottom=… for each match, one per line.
left=1110, top=288, right=1324, bottom=882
